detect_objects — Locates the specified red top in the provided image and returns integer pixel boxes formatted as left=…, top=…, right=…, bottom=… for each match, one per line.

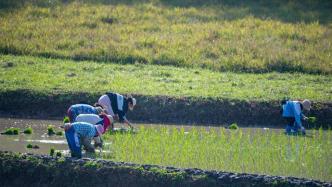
left=101, top=114, right=111, bottom=134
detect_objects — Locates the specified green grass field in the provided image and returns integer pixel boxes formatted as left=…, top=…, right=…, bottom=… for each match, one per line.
left=102, top=126, right=332, bottom=182
left=1, top=55, right=331, bottom=101
left=1, top=0, right=332, bottom=182
left=0, top=0, right=331, bottom=74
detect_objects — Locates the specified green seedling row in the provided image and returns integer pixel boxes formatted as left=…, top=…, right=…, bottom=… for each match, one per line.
left=102, top=126, right=332, bottom=182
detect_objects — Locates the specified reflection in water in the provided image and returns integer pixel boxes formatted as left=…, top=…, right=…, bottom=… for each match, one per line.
left=25, top=139, right=67, bottom=144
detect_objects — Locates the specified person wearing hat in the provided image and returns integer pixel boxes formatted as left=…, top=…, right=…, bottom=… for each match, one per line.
left=64, top=121, right=104, bottom=158
left=97, top=92, right=136, bottom=129
left=75, top=114, right=114, bottom=150
left=282, top=99, right=311, bottom=135
left=67, top=104, right=104, bottom=123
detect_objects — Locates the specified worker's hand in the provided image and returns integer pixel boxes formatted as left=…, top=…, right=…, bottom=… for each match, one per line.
left=94, top=136, right=103, bottom=148
left=303, top=116, right=309, bottom=121
left=301, top=127, right=306, bottom=135
left=94, top=142, right=103, bottom=148
left=113, top=115, right=119, bottom=121
left=63, top=123, right=71, bottom=131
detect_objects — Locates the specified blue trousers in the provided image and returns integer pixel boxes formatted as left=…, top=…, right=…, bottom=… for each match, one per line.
left=284, top=117, right=305, bottom=135
left=65, top=126, right=82, bottom=158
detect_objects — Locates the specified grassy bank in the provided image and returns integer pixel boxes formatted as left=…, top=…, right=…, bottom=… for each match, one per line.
left=0, top=0, right=331, bottom=74
left=1, top=151, right=329, bottom=186
left=1, top=55, right=331, bottom=101
left=102, top=126, right=332, bottom=182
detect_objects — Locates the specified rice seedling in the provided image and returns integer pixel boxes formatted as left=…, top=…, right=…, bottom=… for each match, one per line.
left=63, top=116, right=70, bottom=123
left=102, top=126, right=332, bottom=182
left=23, top=127, right=33, bottom=134
left=308, top=117, right=317, bottom=126
left=56, top=151, right=62, bottom=157
left=50, top=148, right=55, bottom=157
left=228, top=123, right=238, bottom=130
left=55, top=131, right=63, bottom=136
left=47, top=125, right=55, bottom=135
left=2, top=127, right=20, bottom=135
left=26, top=144, right=39, bottom=149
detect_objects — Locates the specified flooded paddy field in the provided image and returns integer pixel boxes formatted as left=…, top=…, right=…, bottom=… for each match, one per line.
left=0, top=117, right=331, bottom=182
left=0, top=118, right=66, bottom=155
left=0, top=117, right=283, bottom=155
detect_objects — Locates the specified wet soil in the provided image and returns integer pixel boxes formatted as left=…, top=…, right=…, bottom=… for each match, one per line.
left=1, top=90, right=331, bottom=128
left=0, top=118, right=331, bottom=186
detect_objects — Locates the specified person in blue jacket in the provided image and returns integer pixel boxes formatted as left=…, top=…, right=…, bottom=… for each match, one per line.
left=282, top=99, right=311, bottom=135
left=66, top=104, right=104, bottom=123
left=97, top=92, right=136, bottom=128
left=64, top=122, right=104, bottom=158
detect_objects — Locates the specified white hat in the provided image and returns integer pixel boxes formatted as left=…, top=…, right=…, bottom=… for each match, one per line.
left=95, top=125, right=104, bottom=136
left=302, top=99, right=311, bottom=111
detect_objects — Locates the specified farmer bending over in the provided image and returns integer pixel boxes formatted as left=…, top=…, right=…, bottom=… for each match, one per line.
left=282, top=99, right=311, bottom=135
left=67, top=104, right=104, bottom=122
left=98, top=92, right=136, bottom=129
left=75, top=114, right=113, bottom=150
left=64, top=122, right=103, bottom=158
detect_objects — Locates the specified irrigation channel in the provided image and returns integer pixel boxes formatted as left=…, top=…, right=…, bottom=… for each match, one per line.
left=0, top=117, right=281, bottom=156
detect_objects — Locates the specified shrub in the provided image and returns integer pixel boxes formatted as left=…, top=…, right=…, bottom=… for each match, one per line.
left=26, top=144, right=33, bottom=149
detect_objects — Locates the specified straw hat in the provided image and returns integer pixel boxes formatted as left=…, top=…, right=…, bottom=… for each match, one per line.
left=302, top=99, right=311, bottom=111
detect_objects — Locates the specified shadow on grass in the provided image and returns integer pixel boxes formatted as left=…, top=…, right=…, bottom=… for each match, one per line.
left=1, top=0, right=331, bottom=24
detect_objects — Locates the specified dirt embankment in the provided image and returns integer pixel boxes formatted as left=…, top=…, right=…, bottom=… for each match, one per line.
left=0, top=90, right=331, bottom=128
left=0, top=151, right=330, bottom=187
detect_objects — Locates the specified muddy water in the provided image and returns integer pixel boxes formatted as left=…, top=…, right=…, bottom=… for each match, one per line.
left=0, top=118, right=67, bottom=155
left=0, top=117, right=282, bottom=156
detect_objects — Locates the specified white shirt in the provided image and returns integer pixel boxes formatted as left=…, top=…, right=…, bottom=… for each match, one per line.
left=75, top=114, right=103, bottom=125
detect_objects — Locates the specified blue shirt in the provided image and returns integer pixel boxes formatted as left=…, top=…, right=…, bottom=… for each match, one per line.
left=69, top=104, right=98, bottom=121
left=72, top=122, right=97, bottom=138
left=282, top=101, right=303, bottom=127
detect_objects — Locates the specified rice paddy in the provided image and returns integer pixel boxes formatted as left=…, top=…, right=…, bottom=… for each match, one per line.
left=102, top=126, right=332, bottom=182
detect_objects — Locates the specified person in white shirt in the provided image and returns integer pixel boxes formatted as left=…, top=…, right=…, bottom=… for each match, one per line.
left=75, top=114, right=113, bottom=151
left=98, top=92, right=136, bottom=129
